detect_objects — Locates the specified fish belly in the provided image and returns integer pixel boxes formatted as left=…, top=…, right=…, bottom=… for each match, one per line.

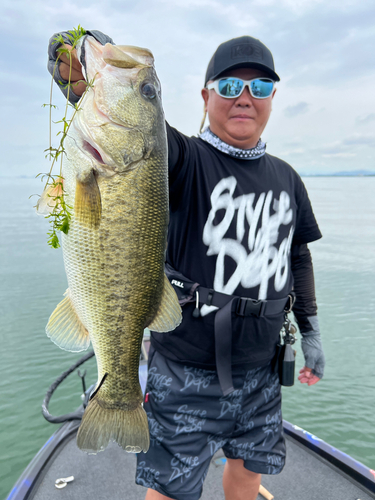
left=62, top=150, right=168, bottom=453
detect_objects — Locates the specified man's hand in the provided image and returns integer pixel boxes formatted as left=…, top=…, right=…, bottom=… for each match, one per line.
left=58, top=44, right=86, bottom=97
left=48, top=31, right=113, bottom=103
left=298, top=366, right=320, bottom=386
left=298, top=327, right=325, bottom=385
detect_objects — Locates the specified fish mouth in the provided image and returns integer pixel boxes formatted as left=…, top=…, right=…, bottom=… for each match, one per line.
left=82, top=140, right=106, bottom=164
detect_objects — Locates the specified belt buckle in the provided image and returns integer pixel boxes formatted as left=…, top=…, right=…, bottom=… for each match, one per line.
left=237, top=297, right=265, bottom=317
left=258, top=300, right=266, bottom=317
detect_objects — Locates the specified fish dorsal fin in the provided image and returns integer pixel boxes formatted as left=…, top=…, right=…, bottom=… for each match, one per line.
left=46, top=289, right=90, bottom=352
left=75, top=170, right=102, bottom=229
left=147, top=274, right=182, bottom=332
left=102, top=44, right=148, bottom=69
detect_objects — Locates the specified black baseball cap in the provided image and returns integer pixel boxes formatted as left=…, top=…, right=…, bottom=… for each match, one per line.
left=204, top=36, right=280, bottom=86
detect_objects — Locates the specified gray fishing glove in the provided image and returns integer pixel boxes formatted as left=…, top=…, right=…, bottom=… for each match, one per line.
left=47, top=29, right=114, bottom=104
left=300, top=316, right=325, bottom=379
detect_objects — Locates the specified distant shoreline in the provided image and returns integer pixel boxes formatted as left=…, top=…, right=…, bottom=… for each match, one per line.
left=301, top=173, right=375, bottom=177
left=1, top=173, right=375, bottom=179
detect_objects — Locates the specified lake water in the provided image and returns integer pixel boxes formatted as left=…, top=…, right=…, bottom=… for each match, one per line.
left=1, top=176, right=374, bottom=498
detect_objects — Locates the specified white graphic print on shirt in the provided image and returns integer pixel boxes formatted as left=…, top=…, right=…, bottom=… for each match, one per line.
left=202, top=176, right=294, bottom=316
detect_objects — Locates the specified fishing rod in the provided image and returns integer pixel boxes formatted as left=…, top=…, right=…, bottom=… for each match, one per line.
left=42, top=351, right=95, bottom=424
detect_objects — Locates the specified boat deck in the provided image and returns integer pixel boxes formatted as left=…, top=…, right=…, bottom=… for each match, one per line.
left=29, top=424, right=375, bottom=500
left=9, top=351, right=375, bottom=500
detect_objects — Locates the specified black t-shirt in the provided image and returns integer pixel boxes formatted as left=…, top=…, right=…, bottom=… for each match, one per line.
left=151, top=124, right=322, bottom=369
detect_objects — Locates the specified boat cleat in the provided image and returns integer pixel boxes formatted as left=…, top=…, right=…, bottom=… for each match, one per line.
left=55, top=475, right=74, bottom=489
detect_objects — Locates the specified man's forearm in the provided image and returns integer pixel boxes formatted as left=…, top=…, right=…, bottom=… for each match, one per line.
left=291, top=243, right=317, bottom=332
left=291, top=243, right=325, bottom=379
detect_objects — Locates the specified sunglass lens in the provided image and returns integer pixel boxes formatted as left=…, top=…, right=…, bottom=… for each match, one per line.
left=218, top=78, right=244, bottom=97
left=250, top=79, right=274, bottom=98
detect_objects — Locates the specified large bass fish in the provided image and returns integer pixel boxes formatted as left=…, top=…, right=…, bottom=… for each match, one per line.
left=40, top=36, right=182, bottom=454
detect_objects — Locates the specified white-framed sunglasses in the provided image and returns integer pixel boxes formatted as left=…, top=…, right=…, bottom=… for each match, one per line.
left=206, top=76, right=275, bottom=99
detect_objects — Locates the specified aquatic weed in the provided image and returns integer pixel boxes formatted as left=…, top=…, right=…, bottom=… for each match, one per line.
left=36, top=25, right=95, bottom=248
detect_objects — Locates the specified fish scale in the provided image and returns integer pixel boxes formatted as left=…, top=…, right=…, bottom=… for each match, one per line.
left=63, top=164, right=166, bottom=404
left=41, top=36, right=181, bottom=454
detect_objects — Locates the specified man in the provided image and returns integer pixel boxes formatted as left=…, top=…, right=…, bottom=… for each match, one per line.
left=48, top=32, right=325, bottom=500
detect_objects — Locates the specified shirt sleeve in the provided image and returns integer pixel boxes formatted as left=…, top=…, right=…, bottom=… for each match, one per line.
left=166, top=122, right=193, bottom=191
left=292, top=175, right=322, bottom=245
left=47, top=30, right=114, bottom=104
left=291, top=243, right=318, bottom=333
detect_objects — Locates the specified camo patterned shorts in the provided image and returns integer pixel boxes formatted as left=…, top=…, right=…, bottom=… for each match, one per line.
left=135, top=346, right=285, bottom=500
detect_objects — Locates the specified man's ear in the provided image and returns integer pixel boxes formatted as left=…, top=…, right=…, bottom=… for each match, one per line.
left=200, top=88, right=209, bottom=133
left=201, top=87, right=209, bottom=108
left=272, top=87, right=277, bottom=99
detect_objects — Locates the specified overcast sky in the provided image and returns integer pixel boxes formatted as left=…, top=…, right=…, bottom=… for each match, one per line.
left=1, top=0, right=375, bottom=176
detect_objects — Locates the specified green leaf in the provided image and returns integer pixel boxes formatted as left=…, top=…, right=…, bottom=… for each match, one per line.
left=53, top=34, right=65, bottom=45
left=48, top=232, right=60, bottom=249
left=60, top=218, right=70, bottom=234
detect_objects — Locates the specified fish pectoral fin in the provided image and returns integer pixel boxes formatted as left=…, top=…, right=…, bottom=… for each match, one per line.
left=147, top=274, right=182, bottom=333
left=75, top=170, right=101, bottom=229
left=46, top=289, right=90, bottom=352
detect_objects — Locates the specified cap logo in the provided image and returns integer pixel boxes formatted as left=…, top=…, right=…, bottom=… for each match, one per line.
left=231, top=43, right=263, bottom=61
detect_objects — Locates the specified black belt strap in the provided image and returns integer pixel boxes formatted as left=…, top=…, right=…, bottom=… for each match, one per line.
left=196, top=286, right=290, bottom=396
left=214, top=299, right=236, bottom=396
left=197, top=286, right=288, bottom=318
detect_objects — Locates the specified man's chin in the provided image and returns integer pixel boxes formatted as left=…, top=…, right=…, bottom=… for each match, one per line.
left=209, top=123, right=260, bottom=149
left=225, top=129, right=260, bottom=149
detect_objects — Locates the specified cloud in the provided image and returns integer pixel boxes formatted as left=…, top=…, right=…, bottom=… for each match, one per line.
left=342, top=136, right=375, bottom=147
left=268, top=3, right=375, bottom=86
left=356, top=113, right=375, bottom=125
left=284, top=102, right=309, bottom=117
left=322, top=152, right=356, bottom=158
left=313, top=135, right=375, bottom=157
left=1, top=0, right=375, bottom=177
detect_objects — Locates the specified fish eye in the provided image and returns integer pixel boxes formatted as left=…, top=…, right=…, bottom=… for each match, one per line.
left=141, top=82, right=156, bottom=99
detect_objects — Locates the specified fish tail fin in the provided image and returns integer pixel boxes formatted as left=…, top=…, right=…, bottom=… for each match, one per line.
left=76, top=398, right=149, bottom=454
